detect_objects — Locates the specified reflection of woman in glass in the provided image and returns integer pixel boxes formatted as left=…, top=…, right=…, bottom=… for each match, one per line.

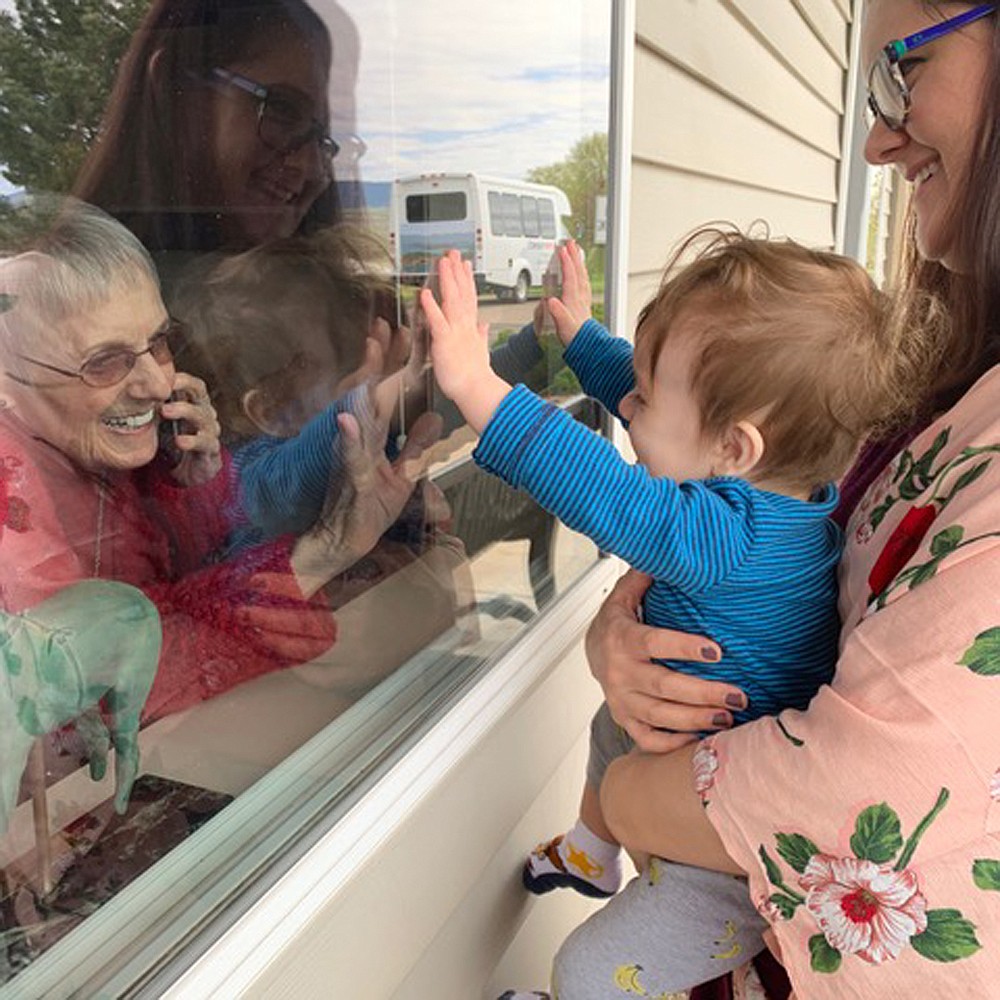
left=0, top=200, right=429, bottom=723
left=73, top=0, right=346, bottom=258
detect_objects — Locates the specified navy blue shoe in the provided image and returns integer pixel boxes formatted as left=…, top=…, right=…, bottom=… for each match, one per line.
left=522, top=835, right=615, bottom=899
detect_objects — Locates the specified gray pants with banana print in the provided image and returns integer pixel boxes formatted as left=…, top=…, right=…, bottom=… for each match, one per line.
left=553, top=704, right=767, bottom=999
left=551, top=860, right=767, bottom=998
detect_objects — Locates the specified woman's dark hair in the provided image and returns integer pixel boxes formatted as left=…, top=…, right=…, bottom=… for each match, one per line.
left=73, top=0, right=338, bottom=253
left=897, top=2, right=1000, bottom=408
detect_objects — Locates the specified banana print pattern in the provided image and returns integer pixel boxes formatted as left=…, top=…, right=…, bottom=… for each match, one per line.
left=711, top=919, right=743, bottom=961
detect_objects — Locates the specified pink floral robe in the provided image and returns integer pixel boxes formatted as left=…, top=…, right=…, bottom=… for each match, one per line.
left=704, top=364, right=1000, bottom=996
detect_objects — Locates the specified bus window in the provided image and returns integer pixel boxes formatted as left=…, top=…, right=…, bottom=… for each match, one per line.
left=539, top=198, right=557, bottom=239
left=406, top=191, right=467, bottom=223
left=501, top=192, right=522, bottom=236
left=488, top=190, right=505, bottom=235
left=521, top=195, right=540, bottom=237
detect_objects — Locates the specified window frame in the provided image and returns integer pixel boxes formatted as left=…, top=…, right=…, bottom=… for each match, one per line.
left=0, top=2, right=635, bottom=995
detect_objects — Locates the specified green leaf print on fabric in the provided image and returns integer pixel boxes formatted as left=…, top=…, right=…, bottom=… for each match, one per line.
left=776, top=833, right=820, bottom=873
left=755, top=789, right=979, bottom=973
left=958, top=628, right=1000, bottom=676
left=862, top=434, right=1000, bottom=610
left=972, top=859, right=1000, bottom=891
left=929, top=525, right=964, bottom=557
left=759, top=845, right=783, bottom=886
left=769, top=893, right=800, bottom=919
left=910, top=909, right=981, bottom=962
left=775, top=716, right=804, bottom=747
left=809, top=934, right=842, bottom=974
left=850, top=803, right=903, bottom=864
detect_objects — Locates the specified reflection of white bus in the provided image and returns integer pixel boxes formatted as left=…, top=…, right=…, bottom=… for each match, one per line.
left=390, top=173, right=571, bottom=302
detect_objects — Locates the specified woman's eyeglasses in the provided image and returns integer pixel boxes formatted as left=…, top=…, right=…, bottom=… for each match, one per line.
left=8, top=322, right=178, bottom=389
left=211, top=68, right=366, bottom=170
left=867, top=3, right=995, bottom=131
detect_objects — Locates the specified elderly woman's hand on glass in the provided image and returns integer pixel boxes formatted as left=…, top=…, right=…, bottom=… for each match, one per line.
left=587, top=569, right=748, bottom=751
left=289, top=384, right=443, bottom=598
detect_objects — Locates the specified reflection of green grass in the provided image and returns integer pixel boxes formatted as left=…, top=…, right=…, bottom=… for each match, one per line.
left=492, top=318, right=608, bottom=399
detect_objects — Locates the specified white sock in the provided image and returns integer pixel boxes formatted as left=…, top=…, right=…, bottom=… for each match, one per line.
left=557, top=818, right=622, bottom=894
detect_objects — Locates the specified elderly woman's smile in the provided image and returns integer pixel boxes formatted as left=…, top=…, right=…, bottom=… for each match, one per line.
left=102, top=409, right=158, bottom=432
left=5, top=279, right=176, bottom=474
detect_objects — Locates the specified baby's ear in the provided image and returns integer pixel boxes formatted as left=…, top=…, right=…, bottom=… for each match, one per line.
left=242, top=387, right=286, bottom=437
left=715, top=420, right=765, bottom=478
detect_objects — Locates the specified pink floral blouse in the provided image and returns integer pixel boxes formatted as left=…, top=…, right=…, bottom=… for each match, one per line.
left=704, top=364, right=1000, bottom=996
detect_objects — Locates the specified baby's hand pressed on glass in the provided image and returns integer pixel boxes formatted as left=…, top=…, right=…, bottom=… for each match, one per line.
left=420, top=250, right=511, bottom=432
left=547, top=239, right=592, bottom=348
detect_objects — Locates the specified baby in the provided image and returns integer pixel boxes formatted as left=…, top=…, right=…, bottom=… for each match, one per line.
left=422, top=228, right=939, bottom=909
left=172, top=227, right=434, bottom=556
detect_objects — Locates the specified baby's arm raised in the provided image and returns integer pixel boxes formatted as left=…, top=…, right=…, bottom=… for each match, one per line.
left=420, top=250, right=512, bottom=433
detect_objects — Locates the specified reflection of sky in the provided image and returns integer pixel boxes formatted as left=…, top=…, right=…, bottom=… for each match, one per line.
left=0, top=0, right=609, bottom=193
left=318, top=0, right=611, bottom=183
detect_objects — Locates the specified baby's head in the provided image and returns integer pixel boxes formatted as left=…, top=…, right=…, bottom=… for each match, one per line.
left=174, top=226, right=395, bottom=441
left=625, top=227, right=943, bottom=495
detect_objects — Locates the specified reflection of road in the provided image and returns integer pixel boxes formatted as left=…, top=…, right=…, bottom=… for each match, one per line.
left=478, top=297, right=538, bottom=331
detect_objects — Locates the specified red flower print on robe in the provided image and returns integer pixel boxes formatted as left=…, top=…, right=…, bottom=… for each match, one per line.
left=867, top=505, right=936, bottom=602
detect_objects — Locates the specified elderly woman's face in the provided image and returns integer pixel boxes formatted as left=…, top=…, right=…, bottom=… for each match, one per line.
left=209, top=30, right=332, bottom=247
left=7, top=278, right=175, bottom=473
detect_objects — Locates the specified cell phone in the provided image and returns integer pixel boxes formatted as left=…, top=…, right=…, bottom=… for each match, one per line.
left=157, top=392, right=183, bottom=466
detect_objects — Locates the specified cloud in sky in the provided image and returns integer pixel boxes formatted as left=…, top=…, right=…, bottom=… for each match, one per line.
left=322, top=0, right=611, bottom=182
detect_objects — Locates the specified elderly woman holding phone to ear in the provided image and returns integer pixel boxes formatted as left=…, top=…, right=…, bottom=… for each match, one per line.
left=0, top=198, right=433, bottom=724
left=539, top=3, right=1000, bottom=998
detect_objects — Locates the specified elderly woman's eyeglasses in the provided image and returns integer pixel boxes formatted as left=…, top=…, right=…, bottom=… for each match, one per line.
left=867, top=3, right=995, bottom=131
left=8, top=323, right=177, bottom=389
left=211, top=68, right=366, bottom=169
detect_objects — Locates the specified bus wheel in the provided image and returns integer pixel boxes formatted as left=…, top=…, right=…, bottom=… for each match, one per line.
left=513, top=270, right=530, bottom=303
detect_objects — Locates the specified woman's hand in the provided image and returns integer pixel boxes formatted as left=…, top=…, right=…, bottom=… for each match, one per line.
left=290, top=403, right=442, bottom=598
left=587, top=569, right=747, bottom=751
left=163, top=372, right=222, bottom=486
left=547, top=239, right=592, bottom=347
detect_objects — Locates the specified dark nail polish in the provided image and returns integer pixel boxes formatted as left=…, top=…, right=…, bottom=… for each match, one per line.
left=701, top=645, right=720, bottom=661
left=712, top=712, right=732, bottom=728
left=725, top=692, right=746, bottom=710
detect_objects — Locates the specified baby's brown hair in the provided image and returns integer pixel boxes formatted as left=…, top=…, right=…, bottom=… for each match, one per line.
left=172, top=225, right=396, bottom=441
left=636, top=226, right=947, bottom=493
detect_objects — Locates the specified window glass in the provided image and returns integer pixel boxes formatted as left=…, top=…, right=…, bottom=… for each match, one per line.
left=521, top=195, right=540, bottom=238
left=405, top=191, right=467, bottom=223
left=0, top=0, right=611, bottom=987
left=501, top=192, right=523, bottom=237
left=539, top=197, right=557, bottom=239
left=488, top=190, right=505, bottom=235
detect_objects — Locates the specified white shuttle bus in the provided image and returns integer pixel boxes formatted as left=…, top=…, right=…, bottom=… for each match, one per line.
left=390, top=173, right=571, bottom=302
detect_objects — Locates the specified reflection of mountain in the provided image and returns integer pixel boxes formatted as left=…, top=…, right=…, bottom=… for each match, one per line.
left=362, top=182, right=392, bottom=209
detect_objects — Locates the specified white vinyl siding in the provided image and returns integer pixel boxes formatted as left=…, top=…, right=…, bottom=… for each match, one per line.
left=629, top=0, right=853, bottom=306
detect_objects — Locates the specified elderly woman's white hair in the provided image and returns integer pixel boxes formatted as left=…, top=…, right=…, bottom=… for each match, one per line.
left=0, top=196, right=159, bottom=362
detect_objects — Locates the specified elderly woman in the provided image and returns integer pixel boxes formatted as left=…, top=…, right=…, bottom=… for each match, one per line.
left=0, top=198, right=431, bottom=724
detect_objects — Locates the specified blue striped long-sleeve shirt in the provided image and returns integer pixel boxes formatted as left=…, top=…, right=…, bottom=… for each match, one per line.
left=226, top=323, right=546, bottom=553
left=474, top=319, right=842, bottom=721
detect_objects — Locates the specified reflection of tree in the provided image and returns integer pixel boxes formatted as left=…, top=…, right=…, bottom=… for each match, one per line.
left=527, top=132, right=607, bottom=251
left=0, top=0, right=146, bottom=192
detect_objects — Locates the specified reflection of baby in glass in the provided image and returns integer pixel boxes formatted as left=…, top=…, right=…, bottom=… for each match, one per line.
left=174, top=228, right=436, bottom=557
left=423, top=231, right=941, bottom=908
